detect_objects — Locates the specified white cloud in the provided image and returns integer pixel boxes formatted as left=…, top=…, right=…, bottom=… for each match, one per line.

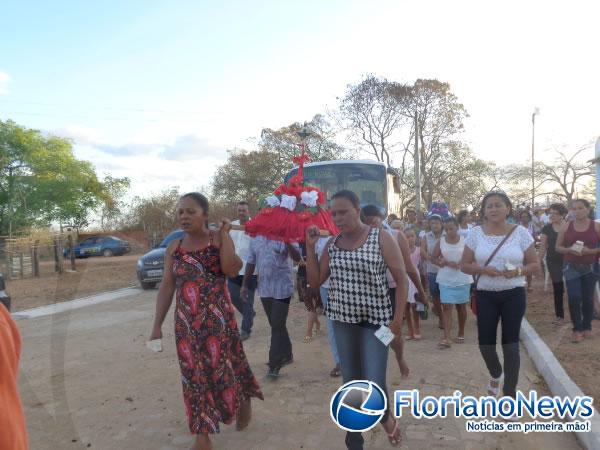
left=53, top=125, right=104, bottom=145
left=159, top=135, right=226, bottom=161
left=54, top=125, right=162, bottom=156
left=0, top=71, right=10, bottom=95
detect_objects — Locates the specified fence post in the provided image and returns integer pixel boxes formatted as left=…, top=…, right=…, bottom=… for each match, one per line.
left=54, top=236, right=62, bottom=274
left=33, top=240, right=40, bottom=277
left=67, top=235, right=76, bottom=271
left=19, top=252, right=24, bottom=279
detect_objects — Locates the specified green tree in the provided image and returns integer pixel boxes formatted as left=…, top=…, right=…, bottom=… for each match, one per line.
left=99, top=175, right=131, bottom=231
left=212, top=115, right=349, bottom=205
left=260, top=114, right=352, bottom=164
left=211, top=149, right=283, bottom=205
left=0, top=120, right=110, bottom=234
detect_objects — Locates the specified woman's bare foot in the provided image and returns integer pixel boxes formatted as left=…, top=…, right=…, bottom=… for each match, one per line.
left=191, top=434, right=212, bottom=450
left=382, top=416, right=402, bottom=447
left=236, top=399, right=252, bottom=431
left=397, top=357, right=410, bottom=379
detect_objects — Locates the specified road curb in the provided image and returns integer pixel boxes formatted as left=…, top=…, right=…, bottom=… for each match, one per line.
left=521, top=318, right=600, bottom=450
left=11, top=286, right=140, bottom=320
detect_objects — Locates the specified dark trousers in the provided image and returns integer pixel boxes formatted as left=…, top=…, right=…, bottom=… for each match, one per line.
left=227, top=275, right=256, bottom=334
left=261, top=297, right=292, bottom=369
left=547, top=260, right=564, bottom=319
left=476, top=287, right=526, bottom=398
left=552, top=282, right=565, bottom=319
left=563, top=267, right=596, bottom=332
left=332, top=321, right=390, bottom=450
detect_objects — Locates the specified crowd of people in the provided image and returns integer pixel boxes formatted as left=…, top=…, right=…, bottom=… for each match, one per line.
left=147, top=190, right=600, bottom=450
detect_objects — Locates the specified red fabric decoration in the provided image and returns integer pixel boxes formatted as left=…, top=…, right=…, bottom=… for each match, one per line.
left=244, top=141, right=337, bottom=243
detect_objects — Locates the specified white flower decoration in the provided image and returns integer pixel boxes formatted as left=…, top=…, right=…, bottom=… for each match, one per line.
left=280, top=194, right=297, bottom=211
left=300, top=190, right=319, bottom=208
left=265, top=195, right=280, bottom=208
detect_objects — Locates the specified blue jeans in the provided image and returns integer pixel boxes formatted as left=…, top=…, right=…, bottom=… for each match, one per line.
left=332, top=320, right=390, bottom=450
left=227, top=275, right=256, bottom=334
left=319, top=287, right=340, bottom=365
left=563, top=264, right=597, bottom=332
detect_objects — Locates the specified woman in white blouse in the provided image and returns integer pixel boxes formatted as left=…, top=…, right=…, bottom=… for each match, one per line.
left=461, top=191, right=539, bottom=400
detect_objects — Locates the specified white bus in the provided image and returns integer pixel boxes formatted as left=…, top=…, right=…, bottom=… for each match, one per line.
left=284, top=160, right=402, bottom=218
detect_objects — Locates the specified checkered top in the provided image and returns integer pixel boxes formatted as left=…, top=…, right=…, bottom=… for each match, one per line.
left=326, top=227, right=392, bottom=326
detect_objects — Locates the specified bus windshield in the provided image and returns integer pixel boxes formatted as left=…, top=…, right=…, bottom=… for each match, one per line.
left=285, top=162, right=387, bottom=211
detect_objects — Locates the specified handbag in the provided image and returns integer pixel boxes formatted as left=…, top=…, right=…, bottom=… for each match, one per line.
left=470, top=225, right=518, bottom=315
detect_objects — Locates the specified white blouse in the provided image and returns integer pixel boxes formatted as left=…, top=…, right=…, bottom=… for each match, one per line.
left=464, top=225, right=534, bottom=291
left=436, top=236, right=473, bottom=286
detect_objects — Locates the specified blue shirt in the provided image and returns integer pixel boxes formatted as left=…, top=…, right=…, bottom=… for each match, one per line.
left=247, top=236, right=295, bottom=300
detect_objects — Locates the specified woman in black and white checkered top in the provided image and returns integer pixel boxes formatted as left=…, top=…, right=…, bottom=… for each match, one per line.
left=306, top=190, right=408, bottom=449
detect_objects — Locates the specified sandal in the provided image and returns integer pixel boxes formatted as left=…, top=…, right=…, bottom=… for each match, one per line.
left=303, top=335, right=312, bottom=343
left=437, top=339, right=451, bottom=349
left=405, top=334, right=415, bottom=340
left=329, top=364, right=341, bottom=377
left=384, top=417, right=401, bottom=447
left=486, top=373, right=504, bottom=397
left=453, top=336, right=465, bottom=344
left=414, top=334, right=422, bottom=341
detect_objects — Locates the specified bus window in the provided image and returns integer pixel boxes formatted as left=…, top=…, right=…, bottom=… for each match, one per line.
left=285, top=162, right=388, bottom=213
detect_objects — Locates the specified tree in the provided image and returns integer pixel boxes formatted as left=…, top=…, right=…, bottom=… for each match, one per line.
left=336, top=77, right=487, bottom=212
left=536, top=144, right=594, bottom=203
left=0, top=120, right=109, bottom=235
left=337, top=75, right=410, bottom=167
left=391, top=79, right=471, bottom=209
left=260, top=114, right=352, bottom=163
left=99, top=175, right=131, bottom=231
left=212, top=115, right=349, bottom=205
left=211, top=149, right=284, bottom=205
left=502, top=143, right=595, bottom=206
left=122, top=188, right=180, bottom=244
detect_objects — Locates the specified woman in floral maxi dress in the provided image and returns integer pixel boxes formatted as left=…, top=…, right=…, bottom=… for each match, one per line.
left=150, top=193, right=263, bottom=450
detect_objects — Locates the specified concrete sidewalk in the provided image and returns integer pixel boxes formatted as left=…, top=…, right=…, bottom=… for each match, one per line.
left=17, top=291, right=581, bottom=449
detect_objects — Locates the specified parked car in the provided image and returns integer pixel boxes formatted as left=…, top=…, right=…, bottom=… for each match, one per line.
left=63, top=236, right=131, bottom=258
left=136, top=230, right=184, bottom=290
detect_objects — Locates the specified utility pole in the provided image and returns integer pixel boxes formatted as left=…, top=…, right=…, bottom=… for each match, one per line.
left=531, top=108, right=540, bottom=207
left=414, top=111, right=421, bottom=214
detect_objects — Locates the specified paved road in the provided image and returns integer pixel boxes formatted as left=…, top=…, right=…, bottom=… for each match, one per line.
left=16, top=289, right=581, bottom=449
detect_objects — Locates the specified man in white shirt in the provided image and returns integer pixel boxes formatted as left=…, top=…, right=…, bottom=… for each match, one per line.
left=228, top=201, right=256, bottom=341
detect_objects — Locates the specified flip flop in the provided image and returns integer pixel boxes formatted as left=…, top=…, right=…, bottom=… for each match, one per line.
left=453, top=337, right=465, bottom=343
left=405, top=335, right=416, bottom=340
left=437, top=340, right=451, bottom=349
left=414, top=334, right=422, bottom=341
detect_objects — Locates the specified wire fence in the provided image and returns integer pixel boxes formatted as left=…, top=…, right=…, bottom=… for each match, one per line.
left=0, top=233, right=76, bottom=280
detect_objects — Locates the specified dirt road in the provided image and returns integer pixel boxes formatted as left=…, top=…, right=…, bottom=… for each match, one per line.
left=16, top=289, right=581, bottom=449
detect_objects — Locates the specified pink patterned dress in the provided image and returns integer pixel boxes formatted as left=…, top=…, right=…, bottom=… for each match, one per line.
left=172, top=235, right=263, bottom=434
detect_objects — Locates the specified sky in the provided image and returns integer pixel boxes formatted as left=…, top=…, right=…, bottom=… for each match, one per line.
left=1, top=0, right=599, bottom=199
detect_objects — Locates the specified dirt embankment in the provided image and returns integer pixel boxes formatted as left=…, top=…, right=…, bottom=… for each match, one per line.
left=525, top=276, right=600, bottom=410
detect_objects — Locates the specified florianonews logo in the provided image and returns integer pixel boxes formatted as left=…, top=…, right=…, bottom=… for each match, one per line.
left=330, top=380, right=387, bottom=432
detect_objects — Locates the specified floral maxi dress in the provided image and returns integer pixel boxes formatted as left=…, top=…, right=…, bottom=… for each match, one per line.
left=172, top=237, right=263, bottom=434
